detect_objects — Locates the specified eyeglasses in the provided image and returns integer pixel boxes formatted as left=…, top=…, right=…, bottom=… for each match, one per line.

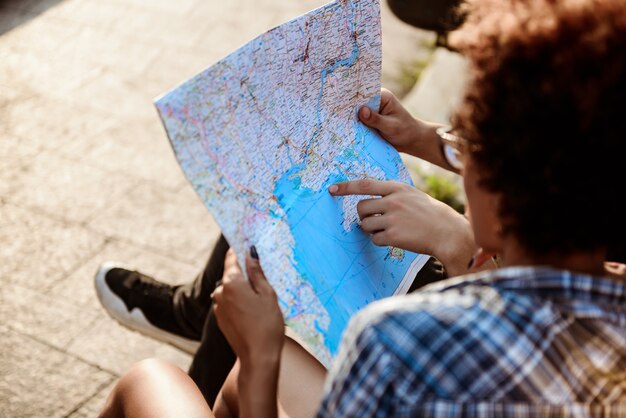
left=436, top=126, right=481, bottom=171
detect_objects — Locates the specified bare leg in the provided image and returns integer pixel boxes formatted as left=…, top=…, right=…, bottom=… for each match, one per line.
left=217, top=336, right=326, bottom=418
left=98, top=358, right=214, bottom=418
left=278, top=337, right=327, bottom=418
left=213, top=362, right=239, bottom=418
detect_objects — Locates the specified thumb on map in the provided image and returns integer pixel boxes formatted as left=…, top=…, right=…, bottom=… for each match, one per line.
left=246, top=246, right=269, bottom=294
left=359, top=105, right=385, bottom=131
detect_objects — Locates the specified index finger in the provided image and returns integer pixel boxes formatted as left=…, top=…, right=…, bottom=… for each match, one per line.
left=328, top=179, right=401, bottom=197
left=224, top=249, right=238, bottom=269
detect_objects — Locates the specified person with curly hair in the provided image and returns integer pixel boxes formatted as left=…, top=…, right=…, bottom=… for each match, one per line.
left=316, top=0, right=626, bottom=414
left=98, top=0, right=626, bottom=416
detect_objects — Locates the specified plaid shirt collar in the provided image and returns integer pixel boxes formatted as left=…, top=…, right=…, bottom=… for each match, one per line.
left=425, top=265, right=626, bottom=312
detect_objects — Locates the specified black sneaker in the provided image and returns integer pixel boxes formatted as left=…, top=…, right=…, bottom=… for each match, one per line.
left=94, top=261, right=201, bottom=354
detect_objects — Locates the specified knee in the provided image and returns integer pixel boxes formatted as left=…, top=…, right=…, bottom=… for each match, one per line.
left=128, top=358, right=174, bottom=377
left=119, top=358, right=178, bottom=389
left=112, top=359, right=179, bottom=403
left=99, top=359, right=184, bottom=417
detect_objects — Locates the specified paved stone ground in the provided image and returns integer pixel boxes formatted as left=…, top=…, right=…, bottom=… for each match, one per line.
left=0, top=0, right=440, bottom=416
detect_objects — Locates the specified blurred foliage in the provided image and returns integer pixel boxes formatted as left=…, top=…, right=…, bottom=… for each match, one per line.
left=423, top=173, right=465, bottom=214
left=409, top=163, right=465, bottom=214
left=396, top=57, right=431, bottom=96
left=395, top=39, right=436, bottom=97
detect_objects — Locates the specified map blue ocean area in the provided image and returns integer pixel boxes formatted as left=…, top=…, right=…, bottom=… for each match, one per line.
left=155, top=0, right=429, bottom=367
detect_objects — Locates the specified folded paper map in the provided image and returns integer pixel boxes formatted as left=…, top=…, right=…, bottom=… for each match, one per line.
left=155, top=0, right=429, bottom=367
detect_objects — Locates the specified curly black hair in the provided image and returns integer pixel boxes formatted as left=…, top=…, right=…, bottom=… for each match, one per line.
left=450, top=0, right=626, bottom=258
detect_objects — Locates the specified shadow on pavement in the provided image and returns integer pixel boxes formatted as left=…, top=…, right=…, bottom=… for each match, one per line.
left=0, top=0, right=66, bottom=36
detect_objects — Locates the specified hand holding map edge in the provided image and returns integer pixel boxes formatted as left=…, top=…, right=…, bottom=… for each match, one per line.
left=359, top=88, right=452, bottom=169
left=357, top=88, right=423, bottom=154
left=213, top=249, right=284, bottom=368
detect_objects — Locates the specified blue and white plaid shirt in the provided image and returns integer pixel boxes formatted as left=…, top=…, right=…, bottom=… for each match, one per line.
left=317, top=267, right=626, bottom=417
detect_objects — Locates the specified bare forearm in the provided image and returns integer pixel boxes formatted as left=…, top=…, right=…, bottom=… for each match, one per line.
left=435, top=216, right=478, bottom=277
left=359, top=89, right=458, bottom=173
left=432, top=212, right=497, bottom=276
left=404, top=119, right=459, bottom=173
left=238, top=357, right=281, bottom=418
left=418, top=205, right=476, bottom=277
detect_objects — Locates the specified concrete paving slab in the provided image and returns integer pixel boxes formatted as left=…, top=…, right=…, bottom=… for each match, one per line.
left=124, top=75, right=180, bottom=107
left=61, top=69, right=162, bottom=120
left=0, top=136, right=41, bottom=168
left=67, top=381, right=116, bottom=418
left=0, top=138, right=40, bottom=196
left=39, top=0, right=120, bottom=31
left=143, top=45, right=232, bottom=89
left=1, top=96, right=116, bottom=151
left=0, top=79, right=38, bottom=110
left=51, top=24, right=162, bottom=78
left=0, top=203, right=106, bottom=291
left=63, top=115, right=187, bottom=191
left=0, top=7, right=80, bottom=52
left=0, top=283, right=101, bottom=349
left=0, top=78, right=37, bottom=114
left=0, top=44, right=103, bottom=99
left=104, top=6, right=217, bottom=50
left=0, top=164, right=26, bottom=198
left=7, top=151, right=139, bottom=223
left=109, top=0, right=198, bottom=16
left=0, top=325, right=114, bottom=418
left=66, top=316, right=192, bottom=377
left=89, top=181, right=220, bottom=265
left=48, top=237, right=201, bottom=311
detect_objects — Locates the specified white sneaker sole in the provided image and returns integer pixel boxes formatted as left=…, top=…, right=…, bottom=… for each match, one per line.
left=94, top=261, right=201, bottom=354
